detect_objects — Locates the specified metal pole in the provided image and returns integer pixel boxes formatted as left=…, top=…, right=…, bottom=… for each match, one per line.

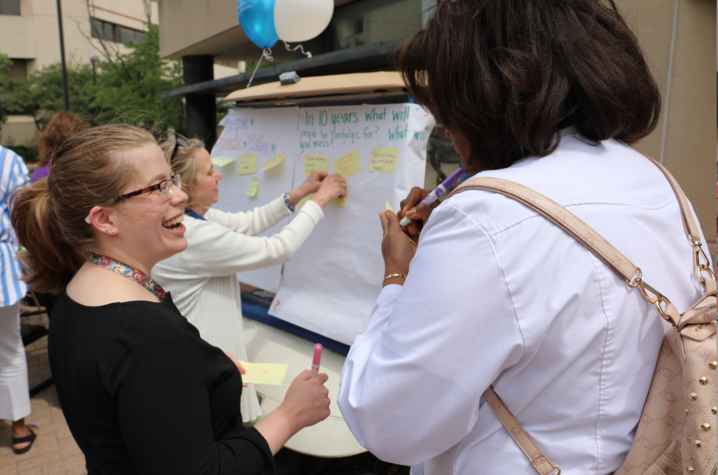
left=55, top=0, right=70, bottom=111
left=92, top=63, right=96, bottom=85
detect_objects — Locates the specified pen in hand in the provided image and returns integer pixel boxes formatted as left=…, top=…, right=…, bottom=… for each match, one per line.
left=311, top=344, right=323, bottom=377
left=399, top=167, right=464, bottom=227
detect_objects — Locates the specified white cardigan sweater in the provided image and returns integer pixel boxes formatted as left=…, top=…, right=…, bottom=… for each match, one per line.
left=153, top=197, right=324, bottom=422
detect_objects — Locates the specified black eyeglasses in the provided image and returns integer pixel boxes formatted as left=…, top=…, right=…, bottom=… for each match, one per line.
left=170, top=135, right=189, bottom=163
left=114, top=175, right=182, bottom=203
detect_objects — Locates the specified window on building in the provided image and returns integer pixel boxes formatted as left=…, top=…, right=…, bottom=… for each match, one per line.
left=215, top=59, right=240, bottom=69
left=331, top=0, right=427, bottom=51
left=90, top=18, right=145, bottom=45
left=7, top=59, right=27, bottom=81
left=0, top=0, right=20, bottom=15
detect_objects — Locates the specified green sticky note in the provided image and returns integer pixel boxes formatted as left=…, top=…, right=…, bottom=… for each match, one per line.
left=239, top=154, right=258, bottom=175
left=246, top=177, right=259, bottom=197
left=211, top=156, right=235, bottom=167
left=238, top=361, right=288, bottom=386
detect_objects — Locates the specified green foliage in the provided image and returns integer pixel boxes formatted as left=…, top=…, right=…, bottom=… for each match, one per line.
left=1, top=59, right=96, bottom=118
left=0, top=51, right=14, bottom=123
left=92, top=25, right=185, bottom=131
left=6, top=145, right=38, bottom=163
left=0, top=51, right=11, bottom=71
left=245, top=60, right=279, bottom=71
left=0, top=25, right=186, bottom=133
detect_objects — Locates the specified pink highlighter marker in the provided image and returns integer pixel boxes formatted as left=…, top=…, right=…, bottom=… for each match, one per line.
left=311, top=344, right=323, bottom=377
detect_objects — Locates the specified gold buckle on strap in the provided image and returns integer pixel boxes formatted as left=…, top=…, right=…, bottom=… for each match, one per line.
left=694, top=244, right=716, bottom=283
left=627, top=268, right=672, bottom=321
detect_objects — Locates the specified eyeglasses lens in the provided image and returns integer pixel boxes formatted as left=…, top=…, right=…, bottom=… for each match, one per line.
left=160, top=181, right=171, bottom=199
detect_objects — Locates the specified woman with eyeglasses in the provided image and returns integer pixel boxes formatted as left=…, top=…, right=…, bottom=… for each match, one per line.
left=152, top=136, right=346, bottom=423
left=11, top=125, right=331, bottom=474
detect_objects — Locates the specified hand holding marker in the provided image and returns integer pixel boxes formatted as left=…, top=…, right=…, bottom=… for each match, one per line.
left=311, top=344, right=323, bottom=377
left=399, top=168, right=465, bottom=227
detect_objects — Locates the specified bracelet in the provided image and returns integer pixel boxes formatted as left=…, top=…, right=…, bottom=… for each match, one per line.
left=282, top=192, right=295, bottom=213
left=383, top=273, right=407, bottom=283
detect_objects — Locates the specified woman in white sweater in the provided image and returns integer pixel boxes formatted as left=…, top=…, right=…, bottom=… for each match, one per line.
left=153, top=137, right=346, bottom=423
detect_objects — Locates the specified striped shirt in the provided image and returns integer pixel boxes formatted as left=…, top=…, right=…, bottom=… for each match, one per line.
left=0, top=146, right=28, bottom=306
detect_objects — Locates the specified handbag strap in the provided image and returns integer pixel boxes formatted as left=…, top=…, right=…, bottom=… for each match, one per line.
left=482, top=386, right=561, bottom=475
left=449, top=156, right=709, bottom=475
left=643, top=156, right=702, bottom=243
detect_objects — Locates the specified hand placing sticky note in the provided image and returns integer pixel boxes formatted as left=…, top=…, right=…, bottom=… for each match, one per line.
left=328, top=184, right=348, bottom=207
left=260, top=153, right=285, bottom=173
left=239, top=154, right=258, bottom=175
left=333, top=149, right=362, bottom=179
left=238, top=361, right=288, bottom=386
left=297, top=187, right=347, bottom=208
left=211, top=156, right=235, bottom=167
left=370, top=148, right=399, bottom=173
left=386, top=201, right=395, bottom=212
left=246, top=177, right=259, bottom=197
left=304, top=155, right=329, bottom=176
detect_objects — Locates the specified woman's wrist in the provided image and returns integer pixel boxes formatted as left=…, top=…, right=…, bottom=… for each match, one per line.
left=253, top=404, right=298, bottom=455
left=310, top=194, right=329, bottom=209
left=382, top=268, right=409, bottom=287
left=287, top=188, right=306, bottom=207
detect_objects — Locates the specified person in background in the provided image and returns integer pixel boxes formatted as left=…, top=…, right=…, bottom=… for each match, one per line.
left=0, top=143, right=37, bottom=454
left=337, top=1, right=710, bottom=474
left=31, top=111, right=88, bottom=183
left=11, top=124, right=331, bottom=474
left=153, top=136, right=346, bottom=423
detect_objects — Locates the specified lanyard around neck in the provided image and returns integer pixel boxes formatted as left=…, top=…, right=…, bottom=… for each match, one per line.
left=185, top=209, right=206, bottom=221
left=88, top=253, right=168, bottom=302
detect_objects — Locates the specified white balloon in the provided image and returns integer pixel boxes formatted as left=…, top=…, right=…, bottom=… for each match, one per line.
left=274, top=0, right=334, bottom=43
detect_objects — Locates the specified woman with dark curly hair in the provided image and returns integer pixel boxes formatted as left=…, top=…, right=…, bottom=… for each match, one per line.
left=31, top=111, right=87, bottom=183
left=337, top=1, right=710, bottom=474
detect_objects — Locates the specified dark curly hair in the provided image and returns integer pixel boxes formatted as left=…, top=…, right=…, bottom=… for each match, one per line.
left=400, top=0, right=661, bottom=173
left=36, top=111, right=88, bottom=166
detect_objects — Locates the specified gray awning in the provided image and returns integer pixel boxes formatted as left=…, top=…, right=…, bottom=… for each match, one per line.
left=162, top=37, right=407, bottom=99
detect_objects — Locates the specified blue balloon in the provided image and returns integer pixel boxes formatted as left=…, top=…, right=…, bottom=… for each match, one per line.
left=238, top=0, right=278, bottom=50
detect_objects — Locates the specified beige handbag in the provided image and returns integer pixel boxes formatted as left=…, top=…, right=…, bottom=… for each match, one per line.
left=450, top=158, right=717, bottom=475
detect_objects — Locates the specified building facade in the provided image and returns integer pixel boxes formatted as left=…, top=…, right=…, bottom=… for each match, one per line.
left=0, top=0, right=237, bottom=147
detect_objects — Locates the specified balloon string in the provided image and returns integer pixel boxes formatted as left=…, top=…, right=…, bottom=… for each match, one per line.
left=246, top=48, right=274, bottom=88
left=282, top=40, right=312, bottom=58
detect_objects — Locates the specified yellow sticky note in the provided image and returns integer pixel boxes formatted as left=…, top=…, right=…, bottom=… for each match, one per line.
left=369, top=148, right=399, bottom=173
left=297, top=193, right=314, bottom=209
left=304, top=155, right=329, bottom=176
left=238, top=361, right=288, bottom=386
left=238, top=154, right=258, bottom=175
left=211, top=156, right=235, bottom=167
left=328, top=184, right=348, bottom=207
left=260, top=153, right=285, bottom=173
left=333, top=149, right=362, bottom=179
left=246, top=177, right=259, bottom=197
left=386, top=201, right=395, bottom=212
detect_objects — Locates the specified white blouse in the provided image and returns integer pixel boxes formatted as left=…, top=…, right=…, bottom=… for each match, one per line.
left=153, top=197, right=324, bottom=422
left=337, top=133, right=709, bottom=475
